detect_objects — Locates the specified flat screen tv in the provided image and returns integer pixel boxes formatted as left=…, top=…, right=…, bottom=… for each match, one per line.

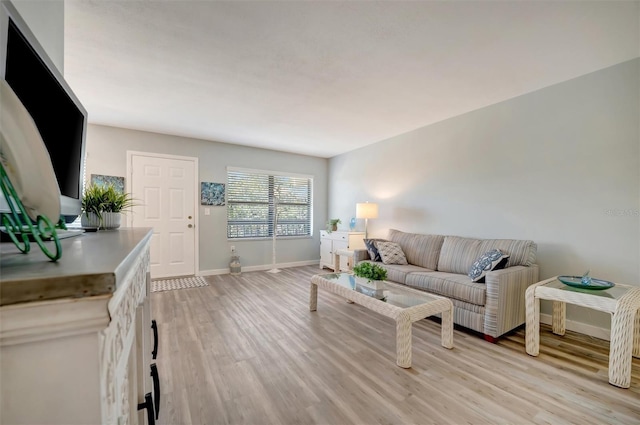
left=0, top=1, right=87, bottom=223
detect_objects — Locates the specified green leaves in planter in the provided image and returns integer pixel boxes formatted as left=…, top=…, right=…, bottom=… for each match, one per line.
left=352, top=262, right=387, bottom=281
left=82, top=183, right=136, bottom=219
left=326, top=218, right=341, bottom=233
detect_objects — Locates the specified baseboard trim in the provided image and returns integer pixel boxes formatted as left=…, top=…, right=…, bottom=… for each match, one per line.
left=199, top=260, right=319, bottom=277
left=540, top=313, right=610, bottom=341
left=197, top=268, right=229, bottom=276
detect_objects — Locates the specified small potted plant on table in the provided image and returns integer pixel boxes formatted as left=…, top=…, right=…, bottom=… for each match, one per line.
left=352, top=262, right=387, bottom=290
left=81, top=183, right=135, bottom=230
left=326, top=218, right=341, bottom=232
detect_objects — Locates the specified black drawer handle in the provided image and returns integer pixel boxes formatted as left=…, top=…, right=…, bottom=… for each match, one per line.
left=151, top=363, right=160, bottom=419
left=137, top=392, right=155, bottom=425
left=151, top=319, right=158, bottom=359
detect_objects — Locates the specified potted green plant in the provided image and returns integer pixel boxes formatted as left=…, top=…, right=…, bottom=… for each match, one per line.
left=352, top=262, right=387, bottom=290
left=81, top=183, right=135, bottom=229
left=326, top=218, right=341, bottom=232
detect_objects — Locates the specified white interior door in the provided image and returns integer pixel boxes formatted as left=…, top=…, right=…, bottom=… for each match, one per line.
left=129, top=152, right=197, bottom=278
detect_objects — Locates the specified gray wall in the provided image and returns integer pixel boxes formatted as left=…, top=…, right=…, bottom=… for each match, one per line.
left=85, top=124, right=328, bottom=272
left=9, top=0, right=64, bottom=72
left=329, top=59, right=640, bottom=331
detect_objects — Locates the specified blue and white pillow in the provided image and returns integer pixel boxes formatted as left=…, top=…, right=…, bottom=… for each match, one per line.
left=468, top=249, right=510, bottom=283
left=364, top=238, right=387, bottom=262
left=377, top=241, right=408, bottom=265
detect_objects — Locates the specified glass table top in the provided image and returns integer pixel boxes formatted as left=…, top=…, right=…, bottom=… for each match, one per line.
left=318, top=273, right=441, bottom=309
left=545, top=277, right=636, bottom=301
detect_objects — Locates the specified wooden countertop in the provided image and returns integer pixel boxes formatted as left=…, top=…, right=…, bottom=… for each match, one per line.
left=0, top=227, right=153, bottom=306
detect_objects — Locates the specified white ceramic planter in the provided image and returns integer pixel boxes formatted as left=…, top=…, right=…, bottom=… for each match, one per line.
left=354, top=276, right=385, bottom=290
left=81, top=212, right=121, bottom=229
left=101, top=212, right=121, bottom=229
left=353, top=276, right=386, bottom=299
left=81, top=212, right=99, bottom=229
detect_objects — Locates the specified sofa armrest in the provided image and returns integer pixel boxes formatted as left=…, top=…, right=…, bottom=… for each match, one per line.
left=483, top=264, right=540, bottom=338
left=353, top=249, right=371, bottom=263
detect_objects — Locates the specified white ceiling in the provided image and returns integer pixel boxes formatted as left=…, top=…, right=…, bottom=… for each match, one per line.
left=63, top=1, right=639, bottom=158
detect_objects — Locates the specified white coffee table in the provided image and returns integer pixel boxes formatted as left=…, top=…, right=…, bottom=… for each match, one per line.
left=525, top=276, right=640, bottom=388
left=310, top=272, right=454, bottom=368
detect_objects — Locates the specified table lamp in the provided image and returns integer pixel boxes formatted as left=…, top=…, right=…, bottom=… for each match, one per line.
left=356, top=202, right=378, bottom=239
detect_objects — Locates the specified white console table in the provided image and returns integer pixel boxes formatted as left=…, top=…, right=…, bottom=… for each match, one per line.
left=0, top=228, right=158, bottom=424
left=320, top=230, right=365, bottom=271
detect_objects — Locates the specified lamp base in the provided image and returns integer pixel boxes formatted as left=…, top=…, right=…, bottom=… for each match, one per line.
left=364, top=218, right=369, bottom=239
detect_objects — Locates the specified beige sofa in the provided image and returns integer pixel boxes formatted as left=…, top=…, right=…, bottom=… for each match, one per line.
left=353, top=229, right=539, bottom=341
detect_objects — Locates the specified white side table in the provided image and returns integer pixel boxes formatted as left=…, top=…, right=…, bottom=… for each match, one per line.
left=525, top=276, right=640, bottom=388
left=319, top=231, right=365, bottom=271
left=333, top=248, right=355, bottom=272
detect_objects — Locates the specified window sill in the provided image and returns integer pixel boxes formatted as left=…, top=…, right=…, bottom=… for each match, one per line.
left=227, top=235, right=314, bottom=242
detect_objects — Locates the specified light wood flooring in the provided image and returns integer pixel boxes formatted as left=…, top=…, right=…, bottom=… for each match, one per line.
left=151, top=265, right=639, bottom=425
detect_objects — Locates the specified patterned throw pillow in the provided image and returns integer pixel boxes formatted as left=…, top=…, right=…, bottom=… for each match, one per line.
left=468, top=249, right=510, bottom=283
left=377, top=241, right=408, bottom=265
left=364, top=238, right=387, bottom=262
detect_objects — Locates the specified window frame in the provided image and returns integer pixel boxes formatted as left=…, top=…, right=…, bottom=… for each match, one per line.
left=226, top=167, right=313, bottom=240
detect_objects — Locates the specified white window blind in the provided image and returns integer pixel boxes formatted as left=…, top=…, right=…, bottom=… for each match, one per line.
left=227, top=168, right=313, bottom=239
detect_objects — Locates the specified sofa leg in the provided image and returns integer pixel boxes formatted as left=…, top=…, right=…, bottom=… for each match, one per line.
left=483, top=334, right=499, bottom=344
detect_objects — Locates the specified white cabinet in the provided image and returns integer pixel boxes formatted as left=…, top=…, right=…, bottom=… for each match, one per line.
left=319, top=230, right=365, bottom=271
left=0, top=228, right=156, bottom=425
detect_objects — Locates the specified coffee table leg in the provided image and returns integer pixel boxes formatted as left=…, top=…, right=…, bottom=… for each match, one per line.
left=609, top=307, right=636, bottom=388
left=396, top=311, right=412, bottom=368
left=633, top=309, right=639, bottom=358
left=525, top=285, right=540, bottom=356
left=441, top=302, right=454, bottom=349
left=309, top=283, right=318, bottom=312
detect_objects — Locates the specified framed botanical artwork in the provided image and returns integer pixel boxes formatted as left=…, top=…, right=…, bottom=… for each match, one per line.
left=91, top=174, right=125, bottom=193
left=201, top=182, right=225, bottom=206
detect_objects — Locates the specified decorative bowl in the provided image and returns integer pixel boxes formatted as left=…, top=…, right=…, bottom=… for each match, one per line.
left=557, top=275, right=615, bottom=290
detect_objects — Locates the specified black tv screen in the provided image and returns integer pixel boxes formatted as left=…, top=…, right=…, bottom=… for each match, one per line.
left=0, top=0, right=89, bottom=223
left=5, top=18, right=85, bottom=201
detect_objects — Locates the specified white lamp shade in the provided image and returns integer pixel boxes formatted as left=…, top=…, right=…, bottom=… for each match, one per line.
left=356, top=202, right=378, bottom=219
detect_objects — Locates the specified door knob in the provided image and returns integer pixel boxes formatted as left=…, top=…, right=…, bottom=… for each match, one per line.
left=188, top=216, right=192, bottom=219
left=188, top=224, right=193, bottom=228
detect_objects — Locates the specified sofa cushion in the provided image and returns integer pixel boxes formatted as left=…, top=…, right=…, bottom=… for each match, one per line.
left=377, top=241, right=408, bottom=265
left=468, top=249, right=510, bottom=283
left=363, top=238, right=386, bottom=262
left=405, top=271, right=487, bottom=306
left=358, top=260, right=429, bottom=285
left=437, top=236, right=483, bottom=274
left=450, top=300, right=485, bottom=334
left=388, top=229, right=444, bottom=270
left=479, top=239, right=537, bottom=267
